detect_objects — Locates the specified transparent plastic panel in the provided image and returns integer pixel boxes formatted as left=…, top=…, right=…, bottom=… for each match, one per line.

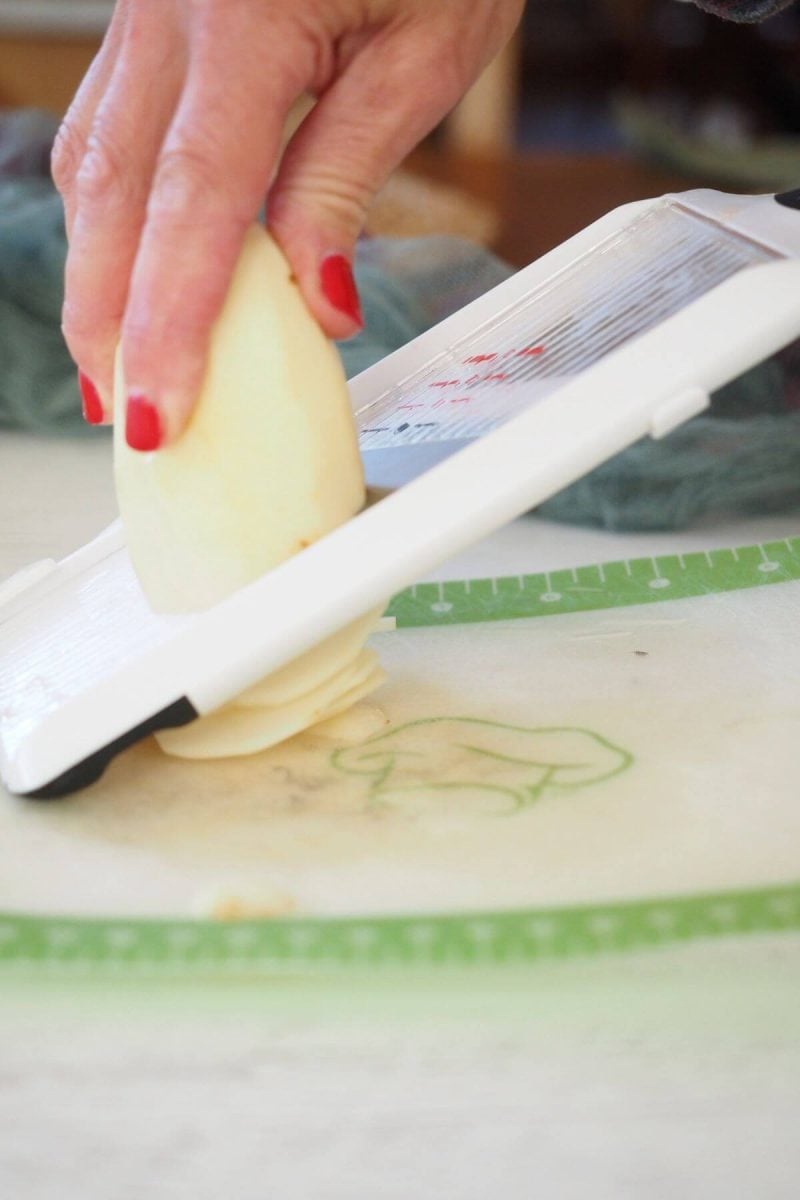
left=356, top=201, right=780, bottom=449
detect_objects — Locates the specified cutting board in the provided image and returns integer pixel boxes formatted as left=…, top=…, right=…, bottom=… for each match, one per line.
left=1, top=530, right=799, bottom=972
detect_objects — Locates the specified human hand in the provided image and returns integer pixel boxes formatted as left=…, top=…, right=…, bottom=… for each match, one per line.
left=53, top=0, right=524, bottom=449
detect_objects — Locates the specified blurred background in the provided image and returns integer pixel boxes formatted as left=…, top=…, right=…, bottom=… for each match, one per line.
left=0, top=0, right=798, bottom=266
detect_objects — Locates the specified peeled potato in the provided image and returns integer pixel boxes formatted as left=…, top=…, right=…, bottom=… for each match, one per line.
left=235, top=609, right=382, bottom=708
left=155, top=649, right=385, bottom=760
left=114, top=224, right=365, bottom=614
left=114, top=225, right=386, bottom=760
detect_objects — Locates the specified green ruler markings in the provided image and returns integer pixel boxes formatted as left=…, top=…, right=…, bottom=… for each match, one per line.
left=1, top=882, right=799, bottom=972
left=388, top=536, right=800, bottom=627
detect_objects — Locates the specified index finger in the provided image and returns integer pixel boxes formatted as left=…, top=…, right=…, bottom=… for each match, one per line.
left=120, top=8, right=313, bottom=450
left=51, top=0, right=130, bottom=240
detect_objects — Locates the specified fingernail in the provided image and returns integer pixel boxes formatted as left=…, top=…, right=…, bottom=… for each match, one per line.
left=78, top=370, right=104, bottom=425
left=320, top=254, right=363, bottom=328
left=125, top=394, right=162, bottom=452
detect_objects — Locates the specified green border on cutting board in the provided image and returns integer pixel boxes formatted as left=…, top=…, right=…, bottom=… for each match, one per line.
left=3, top=536, right=799, bottom=973
left=388, top=536, right=800, bottom=627
left=1, top=884, right=798, bottom=973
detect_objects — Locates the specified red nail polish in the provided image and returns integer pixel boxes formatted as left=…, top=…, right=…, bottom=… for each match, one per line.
left=78, top=370, right=104, bottom=425
left=320, top=254, right=363, bottom=328
left=126, top=394, right=162, bottom=452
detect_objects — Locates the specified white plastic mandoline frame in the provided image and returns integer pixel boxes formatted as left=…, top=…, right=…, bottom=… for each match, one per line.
left=1, top=188, right=800, bottom=798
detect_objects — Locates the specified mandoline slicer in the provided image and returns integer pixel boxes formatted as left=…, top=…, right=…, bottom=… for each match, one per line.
left=2, top=188, right=800, bottom=799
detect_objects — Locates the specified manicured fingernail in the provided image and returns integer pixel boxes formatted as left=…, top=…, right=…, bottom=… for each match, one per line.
left=320, top=254, right=363, bottom=327
left=125, top=394, right=162, bottom=452
left=78, top=370, right=104, bottom=425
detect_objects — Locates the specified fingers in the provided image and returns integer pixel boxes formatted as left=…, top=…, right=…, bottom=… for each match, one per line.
left=266, top=7, right=519, bottom=341
left=61, top=3, right=186, bottom=423
left=52, top=0, right=129, bottom=425
left=51, top=0, right=130, bottom=241
left=119, top=9, right=311, bottom=447
left=266, top=29, right=455, bottom=341
left=57, top=0, right=526, bottom=446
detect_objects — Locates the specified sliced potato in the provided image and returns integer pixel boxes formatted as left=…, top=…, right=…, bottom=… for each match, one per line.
left=155, top=649, right=385, bottom=760
left=114, top=224, right=365, bottom=614
left=115, top=224, right=386, bottom=760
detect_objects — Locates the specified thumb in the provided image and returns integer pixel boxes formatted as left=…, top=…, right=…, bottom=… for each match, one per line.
left=266, top=35, right=466, bottom=341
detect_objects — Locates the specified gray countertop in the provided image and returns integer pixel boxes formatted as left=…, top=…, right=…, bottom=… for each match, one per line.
left=2, top=939, right=800, bottom=1200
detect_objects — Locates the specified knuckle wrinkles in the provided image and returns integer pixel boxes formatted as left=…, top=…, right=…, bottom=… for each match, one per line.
left=75, top=130, right=139, bottom=209
left=148, top=146, right=226, bottom=220
left=50, top=120, right=86, bottom=192
left=275, top=169, right=371, bottom=228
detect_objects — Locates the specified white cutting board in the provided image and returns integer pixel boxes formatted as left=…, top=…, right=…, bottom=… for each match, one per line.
left=0, top=586, right=797, bottom=919
left=1, top=433, right=799, bottom=926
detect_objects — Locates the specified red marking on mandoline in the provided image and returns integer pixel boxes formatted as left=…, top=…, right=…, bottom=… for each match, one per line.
left=460, top=345, right=546, bottom=369
left=372, top=343, right=556, bottom=439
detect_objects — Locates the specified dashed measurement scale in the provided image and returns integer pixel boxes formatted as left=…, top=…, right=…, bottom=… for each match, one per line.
left=2, top=188, right=800, bottom=802
left=353, top=189, right=800, bottom=485
left=2, top=880, right=800, bottom=973
left=388, top=537, right=800, bottom=627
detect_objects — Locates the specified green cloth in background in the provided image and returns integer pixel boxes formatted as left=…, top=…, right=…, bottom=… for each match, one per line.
left=540, top=359, right=800, bottom=531
left=0, top=180, right=86, bottom=435
left=0, top=178, right=510, bottom=435
left=2, top=108, right=799, bottom=532
left=0, top=106, right=512, bottom=437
